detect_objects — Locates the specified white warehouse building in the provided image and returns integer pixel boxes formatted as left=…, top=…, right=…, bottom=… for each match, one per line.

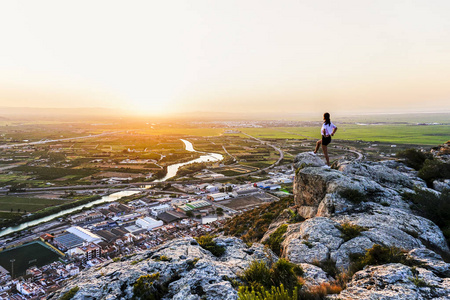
left=66, top=226, right=103, bottom=244
left=149, top=203, right=171, bottom=217
left=136, top=217, right=163, bottom=230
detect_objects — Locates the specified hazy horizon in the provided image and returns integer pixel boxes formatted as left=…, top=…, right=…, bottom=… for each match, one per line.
left=1, top=1, right=450, bottom=116
left=1, top=106, right=449, bottom=123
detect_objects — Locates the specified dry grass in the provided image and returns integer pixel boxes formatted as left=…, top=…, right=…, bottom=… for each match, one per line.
left=299, top=282, right=343, bottom=300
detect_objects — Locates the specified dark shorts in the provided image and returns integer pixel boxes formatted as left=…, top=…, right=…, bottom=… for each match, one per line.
left=322, top=135, right=332, bottom=146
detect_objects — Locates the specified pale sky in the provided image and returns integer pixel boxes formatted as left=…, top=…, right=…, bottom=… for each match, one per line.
left=0, top=1, right=450, bottom=116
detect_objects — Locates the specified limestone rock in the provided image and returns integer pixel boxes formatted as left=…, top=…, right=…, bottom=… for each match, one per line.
left=407, top=248, right=450, bottom=277
left=289, top=158, right=449, bottom=275
left=294, top=152, right=326, bottom=170
left=299, top=263, right=331, bottom=287
left=49, top=237, right=271, bottom=300
left=282, top=217, right=343, bottom=266
left=333, top=204, right=449, bottom=254
left=340, top=161, right=427, bottom=190
left=294, top=165, right=407, bottom=219
left=330, top=263, right=450, bottom=300
left=433, top=179, right=450, bottom=192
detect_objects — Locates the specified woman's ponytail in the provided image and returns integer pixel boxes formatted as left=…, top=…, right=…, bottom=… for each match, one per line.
left=323, top=112, right=331, bottom=125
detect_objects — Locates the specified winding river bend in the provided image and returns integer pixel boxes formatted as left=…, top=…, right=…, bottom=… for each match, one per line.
left=156, top=139, right=223, bottom=182
left=0, top=139, right=223, bottom=238
left=0, top=192, right=139, bottom=238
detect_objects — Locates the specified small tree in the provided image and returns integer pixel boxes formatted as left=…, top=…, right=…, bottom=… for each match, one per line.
left=216, top=207, right=224, bottom=216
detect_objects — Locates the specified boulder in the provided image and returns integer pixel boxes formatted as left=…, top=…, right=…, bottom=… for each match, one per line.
left=407, top=248, right=450, bottom=277
left=282, top=217, right=343, bottom=266
left=299, top=263, right=331, bottom=287
left=340, top=161, right=427, bottom=190
left=294, top=152, right=326, bottom=170
left=330, top=263, right=450, bottom=300
left=433, top=179, right=450, bottom=192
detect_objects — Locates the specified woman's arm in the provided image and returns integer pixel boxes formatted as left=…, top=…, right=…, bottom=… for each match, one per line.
left=331, top=127, right=338, bottom=136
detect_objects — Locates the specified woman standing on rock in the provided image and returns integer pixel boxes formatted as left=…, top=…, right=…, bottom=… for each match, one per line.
left=314, top=112, right=338, bottom=166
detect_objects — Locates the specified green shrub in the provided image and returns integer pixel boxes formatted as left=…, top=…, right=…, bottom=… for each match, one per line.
left=221, top=196, right=293, bottom=242
left=288, top=209, right=305, bottom=224
left=241, top=259, right=303, bottom=294
left=338, top=222, right=368, bottom=242
left=133, top=273, right=164, bottom=300
left=241, top=260, right=273, bottom=291
left=418, top=159, right=450, bottom=187
left=238, top=284, right=298, bottom=300
left=195, top=235, right=226, bottom=257
left=271, top=259, right=304, bottom=292
left=59, top=286, right=79, bottom=300
left=302, top=241, right=313, bottom=249
left=396, top=149, right=432, bottom=170
left=339, top=188, right=366, bottom=204
left=312, top=259, right=339, bottom=278
left=349, top=244, right=412, bottom=274
left=159, top=255, right=171, bottom=262
left=403, top=188, right=450, bottom=247
left=186, top=257, right=200, bottom=270
left=264, top=224, right=288, bottom=256
left=409, top=267, right=431, bottom=288
left=409, top=275, right=428, bottom=287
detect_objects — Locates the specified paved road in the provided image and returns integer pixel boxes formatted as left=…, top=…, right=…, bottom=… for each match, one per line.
left=347, top=148, right=364, bottom=161
left=241, top=132, right=284, bottom=167
left=222, top=145, right=237, bottom=161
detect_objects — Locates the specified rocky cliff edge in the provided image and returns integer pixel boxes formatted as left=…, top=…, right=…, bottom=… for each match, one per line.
left=50, top=153, right=450, bottom=299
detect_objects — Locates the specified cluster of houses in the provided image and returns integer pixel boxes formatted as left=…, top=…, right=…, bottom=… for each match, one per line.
left=0, top=261, right=81, bottom=299
left=1, top=165, right=295, bottom=298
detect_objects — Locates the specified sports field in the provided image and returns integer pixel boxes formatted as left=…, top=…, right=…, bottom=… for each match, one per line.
left=0, top=241, right=62, bottom=277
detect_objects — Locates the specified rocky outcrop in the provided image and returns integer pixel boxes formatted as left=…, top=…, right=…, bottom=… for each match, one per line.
left=49, top=237, right=275, bottom=300
left=51, top=153, right=449, bottom=300
left=329, top=263, right=450, bottom=300
left=434, top=179, right=450, bottom=192
left=285, top=153, right=450, bottom=299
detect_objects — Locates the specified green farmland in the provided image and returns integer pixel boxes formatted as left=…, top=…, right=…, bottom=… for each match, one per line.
left=0, top=196, right=72, bottom=213
left=239, top=124, right=450, bottom=145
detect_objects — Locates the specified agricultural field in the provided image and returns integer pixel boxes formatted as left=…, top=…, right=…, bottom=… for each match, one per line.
left=136, top=127, right=225, bottom=136
left=0, top=241, right=62, bottom=277
left=0, top=117, right=448, bottom=188
left=0, top=123, right=94, bottom=145
left=0, top=196, right=73, bottom=213
left=239, top=124, right=450, bottom=146
left=218, top=195, right=265, bottom=211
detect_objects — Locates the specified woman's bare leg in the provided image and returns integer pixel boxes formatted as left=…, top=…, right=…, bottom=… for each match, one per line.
left=322, top=144, right=330, bottom=165
left=314, top=140, right=321, bottom=153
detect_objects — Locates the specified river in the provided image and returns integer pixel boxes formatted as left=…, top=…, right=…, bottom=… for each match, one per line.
left=155, top=139, right=223, bottom=182
left=0, top=139, right=222, bottom=237
left=0, top=190, right=139, bottom=238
